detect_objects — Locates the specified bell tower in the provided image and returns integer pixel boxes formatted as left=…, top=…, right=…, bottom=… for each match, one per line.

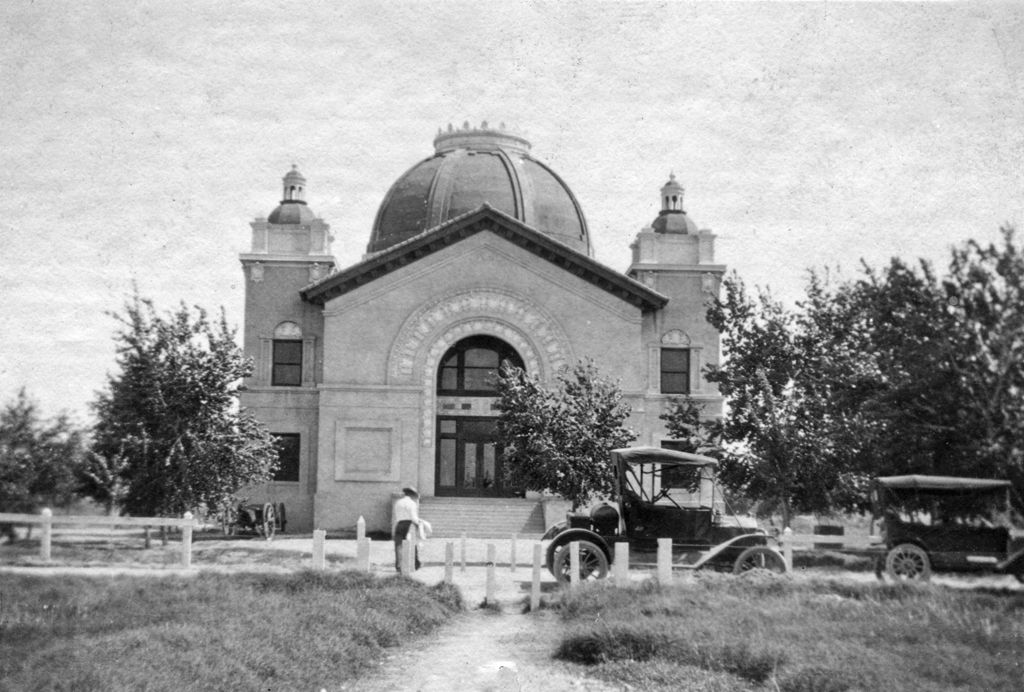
left=239, top=166, right=336, bottom=389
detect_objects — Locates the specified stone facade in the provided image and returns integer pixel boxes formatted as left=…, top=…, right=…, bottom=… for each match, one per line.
left=238, top=130, right=725, bottom=534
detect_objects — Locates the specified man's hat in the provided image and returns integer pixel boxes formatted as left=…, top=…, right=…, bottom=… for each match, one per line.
left=402, top=486, right=419, bottom=497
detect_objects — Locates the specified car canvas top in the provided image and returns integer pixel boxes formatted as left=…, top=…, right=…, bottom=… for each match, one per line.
left=611, top=446, right=718, bottom=468
left=876, top=475, right=1012, bottom=491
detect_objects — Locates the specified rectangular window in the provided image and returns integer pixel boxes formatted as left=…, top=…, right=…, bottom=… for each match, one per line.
left=272, top=433, right=300, bottom=482
left=660, top=348, right=690, bottom=394
left=272, top=340, right=302, bottom=386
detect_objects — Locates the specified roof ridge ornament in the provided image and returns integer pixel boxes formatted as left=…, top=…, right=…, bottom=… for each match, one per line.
left=433, top=121, right=531, bottom=155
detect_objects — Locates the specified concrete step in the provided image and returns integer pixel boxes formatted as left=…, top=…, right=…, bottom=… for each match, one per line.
left=420, top=497, right=545, bottom=538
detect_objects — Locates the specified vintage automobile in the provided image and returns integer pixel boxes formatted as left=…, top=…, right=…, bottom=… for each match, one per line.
left=544, top=446, right=786, bottom=583
left=220, top=501, right=285, bottom=540
left=873, top=475, right=1024, bottom=582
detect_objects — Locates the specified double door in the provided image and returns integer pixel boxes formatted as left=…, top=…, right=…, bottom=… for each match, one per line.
left=435, top=417, right=514, bottom=497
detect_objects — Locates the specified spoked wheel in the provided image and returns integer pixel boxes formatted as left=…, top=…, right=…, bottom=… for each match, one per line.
left=885, top=543, right=931, bottom=581
left=259, top=503, right=276, bottom=541
left=552, top=540, right=609, bottom=585
left=733, top=546, right=787, bottom=574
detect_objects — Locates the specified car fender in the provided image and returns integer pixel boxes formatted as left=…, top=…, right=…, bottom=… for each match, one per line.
left=691, top=530, right=773, bottom=569
left=544, top=529, right=610, bottom=572
left=542, top=520, right=567, bottom=541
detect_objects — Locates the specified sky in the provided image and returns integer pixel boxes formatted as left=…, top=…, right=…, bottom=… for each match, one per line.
left=1, top=1, right=1022, bottom=420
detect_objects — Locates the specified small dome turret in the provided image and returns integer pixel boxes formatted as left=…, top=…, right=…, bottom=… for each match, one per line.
left=268, top=165, right=316, bottom=225
left=651, top=172, right=698, bottom=234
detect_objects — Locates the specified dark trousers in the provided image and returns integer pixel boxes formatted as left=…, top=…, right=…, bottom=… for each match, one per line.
left=393, top=520, right=421, bottom=571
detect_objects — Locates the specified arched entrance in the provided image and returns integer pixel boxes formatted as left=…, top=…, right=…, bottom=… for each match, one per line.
left=435, top=335, right=523, bottom=497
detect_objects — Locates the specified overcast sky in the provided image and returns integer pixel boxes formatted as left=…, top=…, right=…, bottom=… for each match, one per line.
left=2, top=1, right=1022, bottom=420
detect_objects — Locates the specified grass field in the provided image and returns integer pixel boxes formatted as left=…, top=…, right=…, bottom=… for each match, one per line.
left=0, top=571, right=462, bottom=691
left=550, top=572, right=1024, bottom=692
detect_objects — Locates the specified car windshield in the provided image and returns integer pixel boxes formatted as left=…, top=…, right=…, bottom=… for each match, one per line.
left=623, top=461, right=715, bottom=508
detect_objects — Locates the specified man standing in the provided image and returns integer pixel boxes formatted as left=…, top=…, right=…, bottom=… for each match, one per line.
left=393, top=486, right=421, bottom=572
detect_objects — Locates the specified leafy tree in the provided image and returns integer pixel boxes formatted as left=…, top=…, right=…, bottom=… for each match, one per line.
left=91, top=294, right=278, bottom=517
left=495, top=360, right=636, bottom=509
left=0, top=388, right=86, bottom=515
left=701, top=275, right=871, bottom=527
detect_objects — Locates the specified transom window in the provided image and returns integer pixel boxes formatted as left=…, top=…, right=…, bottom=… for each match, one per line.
left=660, top=348, right=690, bottom=394
left=437, top=336, right=524, bottom=396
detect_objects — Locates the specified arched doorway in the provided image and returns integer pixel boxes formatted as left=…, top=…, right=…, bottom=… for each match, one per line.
left=435, top=335, right=523, bottom=497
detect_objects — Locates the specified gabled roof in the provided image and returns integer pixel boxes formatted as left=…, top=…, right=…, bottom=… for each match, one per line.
left=301, top=205, right=668, bottom=310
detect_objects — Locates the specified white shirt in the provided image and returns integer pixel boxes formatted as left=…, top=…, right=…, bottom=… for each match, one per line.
left=393, top=495, right=420, bottom=525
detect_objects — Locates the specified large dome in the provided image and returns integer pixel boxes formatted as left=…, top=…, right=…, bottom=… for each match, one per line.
left=368, top=123, right=591, bottom=255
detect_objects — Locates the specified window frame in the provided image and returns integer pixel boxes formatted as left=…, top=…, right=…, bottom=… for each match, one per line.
left=660, top=347, right=691, bottom=394
left=271, top=339, right=303, bottom=387
left=436, top=335, right=524, bottom=396
left=271, top=433, right=301, bottom=482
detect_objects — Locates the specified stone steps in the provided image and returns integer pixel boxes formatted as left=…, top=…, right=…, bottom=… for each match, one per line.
left=419, top=497, right=546, bottom=538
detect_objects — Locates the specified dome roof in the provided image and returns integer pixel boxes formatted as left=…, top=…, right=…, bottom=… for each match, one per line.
left=268, top=200, right=316, bottom=225
left=368, top=123, right=591, bottom=255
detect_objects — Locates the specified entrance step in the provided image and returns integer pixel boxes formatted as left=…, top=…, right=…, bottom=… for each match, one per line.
left=419, top=497, right=546, bottom=539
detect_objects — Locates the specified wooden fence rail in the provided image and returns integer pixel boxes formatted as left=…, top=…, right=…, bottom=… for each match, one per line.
left=0, top=509, right=197, bottom=567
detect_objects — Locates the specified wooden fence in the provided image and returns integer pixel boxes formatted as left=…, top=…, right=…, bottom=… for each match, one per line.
left=0, top=509, right=198, bottom=567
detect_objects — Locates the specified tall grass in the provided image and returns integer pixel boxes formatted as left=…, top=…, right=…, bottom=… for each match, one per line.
left=551, top=572, right=1024, bottom=691
left=0, top=571, right=462, bottom=691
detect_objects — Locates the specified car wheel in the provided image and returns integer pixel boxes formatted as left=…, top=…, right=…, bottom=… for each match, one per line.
left=552, top=540, right=609, bottom=585
left=733, top=546, right=787, bottom=574
left=885, top=543, right=931, bottom=581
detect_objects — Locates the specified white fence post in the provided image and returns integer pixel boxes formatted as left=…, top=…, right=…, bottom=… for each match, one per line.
left=356, top=516, right=365, bottom=542
left=613, top=541, right=629, bottom=584
left=657, top=537, right=672, bottom=584
left=402, top=524, right=416, bottom=575
left=530, top=542, right=542, bottom=612
left=569, top=541, right=580, bottom=587
left=460, top=532, right=467, bottom=572
left=40, top=508, right=52, bottom=561
left=510, top=533, right=517, bottom=573
left=181, top=512, right=193, bottom=568
left=782, top=527, right=794, bottom=572
left=444, top=541, right=454, bottom=583
left=356, top=537, right=371, bottom=572
left=485, top=543, right=496, bottom=605
left=312, top=529, right=326, bottom=570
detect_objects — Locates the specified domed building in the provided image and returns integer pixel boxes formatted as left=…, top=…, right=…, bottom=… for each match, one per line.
left=238, top=123, right=725, bottom=535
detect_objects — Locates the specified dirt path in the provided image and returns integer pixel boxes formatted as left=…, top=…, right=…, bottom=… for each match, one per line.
left=346, top=608, right=621, bottom=692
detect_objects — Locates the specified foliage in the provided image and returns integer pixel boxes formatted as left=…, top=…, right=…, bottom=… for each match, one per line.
left=495, top=359, right=636, bottom=509
left=0, top=388, right=85, bottom=515
left=701, top=276, right=870, bottom=526
left=91, top=293, right=278, bottom=517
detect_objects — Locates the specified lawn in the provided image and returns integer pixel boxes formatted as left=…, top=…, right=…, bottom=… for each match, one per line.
left=549, top=572, right=1024, bottom=692
left=0, top=571, right=462, bottom=691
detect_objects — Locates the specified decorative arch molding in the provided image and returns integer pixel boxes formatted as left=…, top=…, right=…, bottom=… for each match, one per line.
left=388, top=288, right=572, bottom=385
left=661, top=329, right=691, bottom=347
left=385, top=288, right=574, bottom=447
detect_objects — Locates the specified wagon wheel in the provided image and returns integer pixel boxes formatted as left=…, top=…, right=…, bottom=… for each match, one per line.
left=552, top=540, right=608, bottom=585
left=260, top=503, right=276, bottom=540
left=733, top=546, right=787, bottom=574
left=885, top=543, right=931, bottom=582
left=276, top=502, right=287, bottom=533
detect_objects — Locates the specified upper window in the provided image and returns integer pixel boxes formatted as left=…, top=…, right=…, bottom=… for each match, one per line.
left=438, top=335, right=524, bottom=396
left=660, top=348, right=690, bottom=394
left=272, top=433, right=300, bottom=482
left=272, top=341, right=302, bottom=386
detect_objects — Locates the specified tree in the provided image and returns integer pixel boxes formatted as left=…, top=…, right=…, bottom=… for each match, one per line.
left=91, top=294, right=278, bottom=517
left=701, top=274, right=871, bottom=527
left=0, top=388, right=85, bottom=515
left=495, top=360, right=637, bottom=509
